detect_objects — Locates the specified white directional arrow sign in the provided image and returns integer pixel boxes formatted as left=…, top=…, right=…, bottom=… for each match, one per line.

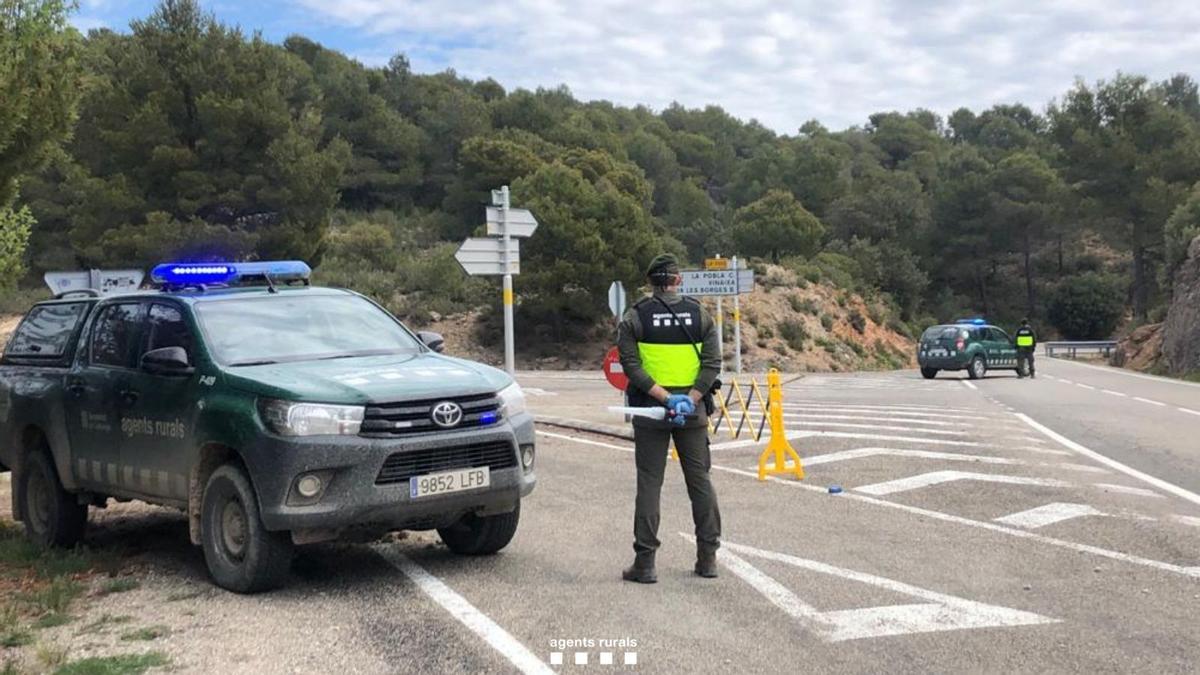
left=454, top=237, right=519, bottom=276
left=608, top=280, right=626, bottom=319
left=486, top=206, right=538, bottom=238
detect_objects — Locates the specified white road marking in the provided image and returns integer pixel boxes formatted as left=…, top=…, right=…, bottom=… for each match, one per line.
left=782, top=420, right=971, bottom=436
left=522, top=387, right=558, bottom=397
left=1094, top=483, right=1165, bottom=499
left=993, top=503, right=1105, bottom=529
left=783, top=403, right=999, bottom=417
left=1058, top=379, right=1073, bottom=385
left=1076, top=383, right=1096, bottom=391
left=1180, top=407, right=1200, bottom=417
left=1132, top=396, right=1166, bottom=407
left=855, top=470, right=1070, bottom=496
left=803, top=447, right=1019, bottom=467
left=738, top=412, right=986, bottom=428
left=762, top=447, right=1107, bottom=474
left=961, top=380, right=978, bottom=390
left=373, top=547, right=553, bottom=675
left=543, top=430, right=1200, bottom=578
left=1101, top=389, right=1127, bottom=397
left=1048, top=357, right=1200, bottom=388
left=1015, top=413, right=1200, bottom=507
left=703, top=537, right=1056, bottom=641
left=1174, top=515, right=1200, bottom=528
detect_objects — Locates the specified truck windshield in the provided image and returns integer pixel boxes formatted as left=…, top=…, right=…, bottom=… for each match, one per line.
left=194, top=294, right=423, bottom=366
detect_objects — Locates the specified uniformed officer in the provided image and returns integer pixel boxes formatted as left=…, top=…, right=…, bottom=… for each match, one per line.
left=1015, top=318, right=1037, bottom=378
left=616, top=253, right=723, bottom=584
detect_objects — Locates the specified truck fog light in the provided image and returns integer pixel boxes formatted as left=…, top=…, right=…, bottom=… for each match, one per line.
left=296, top=474, right=323, bottom=498
left=520, top=444, right=535, bottom=470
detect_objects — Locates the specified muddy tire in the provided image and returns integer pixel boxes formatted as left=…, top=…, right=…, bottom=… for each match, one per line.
left=920, top=367, right=938, bottom=380
left=968, top=355, right=987, bottom=380
left=438, top=502, right=520, bottom=555
left=20, top=450, right=87, bottom=547
left=201, top=463, right=292, bottom=593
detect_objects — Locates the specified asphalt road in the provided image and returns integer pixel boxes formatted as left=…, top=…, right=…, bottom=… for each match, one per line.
left=9, top=362, right=1200, bottom=673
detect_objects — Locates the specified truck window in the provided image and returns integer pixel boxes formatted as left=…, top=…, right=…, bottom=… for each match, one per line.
left=91, top=303, right=146, bottom=368
left=194, top=294, right=422, bottom=366
left=7, top=303, right=87, bottom=357
left=144, top=304, right=193, bottom=356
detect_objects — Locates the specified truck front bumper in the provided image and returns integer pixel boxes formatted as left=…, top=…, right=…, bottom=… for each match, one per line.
left=241, top=413, right=536, bottom=533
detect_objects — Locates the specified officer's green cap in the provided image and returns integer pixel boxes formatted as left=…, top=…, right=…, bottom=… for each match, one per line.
left=646, top=253, right=680, bottom=278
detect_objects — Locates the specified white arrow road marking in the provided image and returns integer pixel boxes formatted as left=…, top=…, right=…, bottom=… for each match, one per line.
left=855, top=470, right=1071, bottom=496
left=994, top=503, right=1105, bottom=529
left=690, top=536, right=1057, bottom=642
left=787, top=447, right=1108, bottom=475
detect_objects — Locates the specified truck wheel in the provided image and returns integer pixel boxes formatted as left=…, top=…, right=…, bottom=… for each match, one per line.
left=920, top=367, right=938, bottom=379
left=201, top=463, right=292, bottom=593
left=438, top=502, right=520, bottom=555
left=968, top=356, right=987, bottom=380
left=20, top=451, right=87, bottom=547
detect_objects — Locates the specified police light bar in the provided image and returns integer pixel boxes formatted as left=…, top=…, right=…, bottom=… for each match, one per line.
left=151, top=261, right=311, bottom=286
left=955, top=317, right=987, bottom=325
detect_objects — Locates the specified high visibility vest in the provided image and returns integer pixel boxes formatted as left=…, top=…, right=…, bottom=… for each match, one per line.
left=1016, top=327, right=1035, bottom=348
left=636, top=298, right=703, bottom=388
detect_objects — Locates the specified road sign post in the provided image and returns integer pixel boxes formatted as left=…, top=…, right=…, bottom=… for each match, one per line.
left=733, top=256, right=742, bottom=374
left=455, top=185, right=538, bottom=375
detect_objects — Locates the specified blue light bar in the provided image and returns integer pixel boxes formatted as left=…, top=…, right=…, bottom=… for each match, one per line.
left=151, top=260, right=311, bottom=286
left=479, top=412, right=498, bottom=426
left=955, top=317, right=987, bottom=325
left=151, top=263, right=236, bottom=285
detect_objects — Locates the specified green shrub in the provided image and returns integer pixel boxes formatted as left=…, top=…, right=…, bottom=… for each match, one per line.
left=848, top=309, right=867, bottom=334
left=1047, top=273, right=1124, bottom=340
left=820, top=314, right=834, bottom=331
left=787, top=295, right=818, bottom=315
left=778, top=319, right=808, bottom=351
left=847, top=341, right=866, bottom=357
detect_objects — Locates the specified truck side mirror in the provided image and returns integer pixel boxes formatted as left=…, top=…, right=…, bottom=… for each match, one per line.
left=417, top=331, right=445, bottom=354
left=141, top=346, right=194, bottom=376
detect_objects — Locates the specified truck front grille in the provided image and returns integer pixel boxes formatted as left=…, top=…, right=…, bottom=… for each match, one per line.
left=360, top=393, right=501, bottom=436
left=375, top=440, right=518, bottom=485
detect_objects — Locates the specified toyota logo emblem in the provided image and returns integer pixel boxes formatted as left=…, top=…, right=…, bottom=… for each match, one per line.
left=430, top=401, right=464, bottom=428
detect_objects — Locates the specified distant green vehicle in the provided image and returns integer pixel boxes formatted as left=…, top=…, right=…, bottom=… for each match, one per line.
left=917, top=319, right=1020, bottom=380
left=0, top=261, right=535, bottom=593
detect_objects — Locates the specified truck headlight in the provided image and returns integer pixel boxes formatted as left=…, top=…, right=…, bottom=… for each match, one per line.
left=497, top=383, right=527, bottom=418
left=259, top=399, right=365, bottom=436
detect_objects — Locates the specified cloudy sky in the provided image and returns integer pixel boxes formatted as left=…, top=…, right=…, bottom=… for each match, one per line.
left=74, top=0, right=1200, bottom=133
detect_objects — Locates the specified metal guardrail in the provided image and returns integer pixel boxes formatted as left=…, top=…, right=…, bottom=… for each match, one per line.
left=1044, top=341, right=1118, bottom=359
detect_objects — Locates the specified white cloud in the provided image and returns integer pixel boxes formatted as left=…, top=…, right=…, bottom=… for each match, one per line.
left=295, top=0, right=1200, bottom=133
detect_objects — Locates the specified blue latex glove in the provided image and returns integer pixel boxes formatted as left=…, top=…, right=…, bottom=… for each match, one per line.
left=666, top=394, right=695, bottom=425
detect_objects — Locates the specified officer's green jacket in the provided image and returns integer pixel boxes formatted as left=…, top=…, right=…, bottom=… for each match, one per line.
left=617, top=289, right=721, bottom=424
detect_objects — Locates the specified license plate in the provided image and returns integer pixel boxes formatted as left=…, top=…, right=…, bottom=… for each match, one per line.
left=410, top=467, right=490, bottom=499
left=928, top=348, right=948, bottom=357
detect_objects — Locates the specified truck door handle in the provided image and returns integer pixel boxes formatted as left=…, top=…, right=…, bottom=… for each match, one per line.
left=66, top=381, right=86, bottom=398
left=119, top=389, right=140, bottom=405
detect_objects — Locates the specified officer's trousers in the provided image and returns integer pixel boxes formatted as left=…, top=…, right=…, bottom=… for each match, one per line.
left=632, top=419, right=722, bottom=564
left=1018, top=350, right=1036, bottom=377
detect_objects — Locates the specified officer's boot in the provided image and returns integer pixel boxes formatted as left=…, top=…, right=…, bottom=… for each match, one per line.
left=622, top=552, right=657, bottom=584
left=694, top=548, right=719, bottom=578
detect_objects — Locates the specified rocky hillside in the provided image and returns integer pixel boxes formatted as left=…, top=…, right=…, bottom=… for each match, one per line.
left=1162, top=235, right=1200, bottom=377
left=424, top=264, right=917, bottom=372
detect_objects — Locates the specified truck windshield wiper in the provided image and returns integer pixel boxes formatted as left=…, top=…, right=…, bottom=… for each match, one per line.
left=229, top=359, right=280, bottom=367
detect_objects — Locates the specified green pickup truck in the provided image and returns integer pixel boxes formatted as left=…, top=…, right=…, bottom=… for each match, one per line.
left=0, top=261, right=536, bottom=592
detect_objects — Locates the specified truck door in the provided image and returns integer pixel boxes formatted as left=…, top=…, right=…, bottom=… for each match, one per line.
left=117, top=303, right=201, bottom=502
left=63, top=302, right=146, bottom=492
left=990, top=328, right=1017, bottom=367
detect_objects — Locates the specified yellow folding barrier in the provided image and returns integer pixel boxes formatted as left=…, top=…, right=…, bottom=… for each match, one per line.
left=669, top=370, right=803, bottom=481
left=756, top=369, right=804, bottom=481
